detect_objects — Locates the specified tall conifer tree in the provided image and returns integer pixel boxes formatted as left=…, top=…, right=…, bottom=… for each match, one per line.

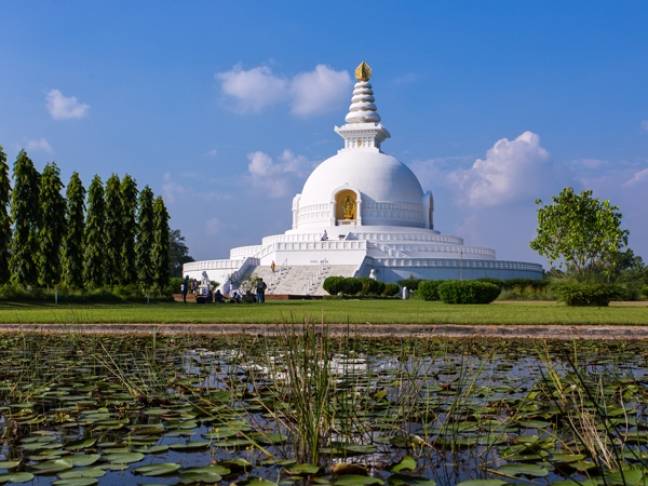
left=62, top=172, right=85, bottom=288
left=0, top=146, right=10, bottom=284
left=83, top=175, right=106, bottom=287
left=38, top=163, right=66, bottom=287
left=135, top=186, right=154, bottom=288
left=119, top=175, right=138, bottom=284
left=10, top=150, right=40, bottom=286
left=104, top=174, right=123, bottom=285
left=151, top=196, right=170, bottom=290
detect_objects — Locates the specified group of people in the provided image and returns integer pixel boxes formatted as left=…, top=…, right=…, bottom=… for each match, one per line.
left=180, top=275, right=268, bottom=304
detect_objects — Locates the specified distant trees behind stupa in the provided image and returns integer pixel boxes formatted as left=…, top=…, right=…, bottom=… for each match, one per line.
left=0, top=145, right=178, bottom=292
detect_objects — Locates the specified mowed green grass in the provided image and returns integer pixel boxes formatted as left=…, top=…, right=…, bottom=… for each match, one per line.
left=0, top=299, right=646, bottom=325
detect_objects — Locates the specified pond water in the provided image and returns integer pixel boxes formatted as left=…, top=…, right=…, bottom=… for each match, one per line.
left=0, top=331, right=646, bottom=485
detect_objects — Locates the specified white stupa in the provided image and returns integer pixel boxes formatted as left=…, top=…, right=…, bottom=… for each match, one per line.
left=184, top=62, right=543, bottom=294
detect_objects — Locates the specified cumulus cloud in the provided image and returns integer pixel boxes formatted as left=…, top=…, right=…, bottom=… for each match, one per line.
left=247, top=149, right=311, bottom=197
left=216, top=64, right=350, bottom=117
left=291, top=65, right=352, bottom=116
left=161, top=172, right=188, bottom=204
left=46, top=89, right=89, bottom=120
left=216, top=65, right=288, bottom=112
left=451, top=131, right=550, bottom=207
left=26, top=138, right=53, bottom=154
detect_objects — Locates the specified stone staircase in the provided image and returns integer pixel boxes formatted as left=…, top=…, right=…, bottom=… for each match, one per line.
left=251, top=264, right=357, bottom=296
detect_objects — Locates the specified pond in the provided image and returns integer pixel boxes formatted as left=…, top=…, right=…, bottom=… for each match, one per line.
left=0, top=328, right=646, bottom=485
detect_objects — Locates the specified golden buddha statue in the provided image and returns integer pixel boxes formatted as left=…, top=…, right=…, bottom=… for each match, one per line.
left=343, top=195, right=355, bottom=219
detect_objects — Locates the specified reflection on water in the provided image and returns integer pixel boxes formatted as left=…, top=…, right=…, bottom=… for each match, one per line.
left=0, top=335, right=645, bottom=485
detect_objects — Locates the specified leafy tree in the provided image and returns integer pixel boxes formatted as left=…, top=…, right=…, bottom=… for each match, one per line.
left=0, top=146, right=10, bottom=284
left=119, top=175, right=138, bottom=284
left=62, top=172, right=85, bottom=288
left=38, top=163, right=66, bottom=287
left=168, top=229, right=193, bottom=277
left=151, top=196, right=170, bottom=289
left=104, top=174, right=123, bottom=285
left=135, top=186, right=154, bottom=288
left=530, top=187, right=628, bottom=281
left=9, top=150, right=40, bottom=286
left=83, top=176, right=106, bottom=287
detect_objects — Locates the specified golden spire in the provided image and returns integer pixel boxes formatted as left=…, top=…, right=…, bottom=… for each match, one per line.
left=354, top=61, right=372, bottom=81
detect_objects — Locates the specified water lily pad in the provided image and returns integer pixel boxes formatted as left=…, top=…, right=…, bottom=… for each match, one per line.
left=0, top=461, right=20, bottom=470
left=58, top=467, right=106, bottom=479
left=390, top=456, right=416, bottom=473
left=169, top=440, right=210, bottom=451
left=496, top=463, right=549, bottom=478
left=388, top=475, right=436, bottom=486
left=0, top=472, right=34, bottom=484
left=179, top=471, right=222, bottom=484
left=65, top=438, right=96, bottom=451
left=244, top=478, right=278, bottom=486
left=53, top=479, right=98, bottom=486
left=33, top=458, right=74, bottom=474
left=135, top=445, right=169, bottom=454
left=134, top=462, right=181, bottom=476
left=286, top=463, right=320, bottom=475
left=65, top=454, right=101, bottom=467
left=103, top=452, right=144, bottom=464
left=335, top=475, right=384, bottom=486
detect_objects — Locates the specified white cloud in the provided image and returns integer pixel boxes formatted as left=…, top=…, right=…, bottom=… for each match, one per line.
left=247, top=149, right=311, bottom=197
left=291, top=65, right=352, bottom=116
left=215, top=65, right=288, bottom=112
left=625, top=167, right=648, bottom=187
left=641, top=120, right=648, bottom=133
left=161, top=172, right=187, bottom=204
left=26, top=138, right=53, bottom=154
left=451, top=131, right=550, bottom=207
left=46, top=89, right=89, bottom=120
left=216, top=64, right=350, bottom=117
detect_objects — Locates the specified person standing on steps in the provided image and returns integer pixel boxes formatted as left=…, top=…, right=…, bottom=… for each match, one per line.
left=255, top=278, right=268, bottom=304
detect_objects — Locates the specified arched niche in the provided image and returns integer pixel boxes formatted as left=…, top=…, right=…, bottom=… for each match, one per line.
left=334, top=189, right=359, bottom=225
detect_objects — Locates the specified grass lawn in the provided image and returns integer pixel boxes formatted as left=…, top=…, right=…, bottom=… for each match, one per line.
left=0, top=299, right=646, bottom=325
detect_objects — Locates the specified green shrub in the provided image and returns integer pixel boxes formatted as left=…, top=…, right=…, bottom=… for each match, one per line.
left=382, top=283, right=400, bottom=297
left=551, top=281, right=617, bottom=306
left=417, top=280, right=445, bottom=301
left=340, top=277, right=362, bottom=296
left=359, top=278, right=385, bottom=296
left=437, top=280, right=501, bottom=304
left=323, top=276, right=345, bottom=296
left=476, top=278, right=504, bottom=289
left=643, top=285, right=648, bottom=299
left=398, top=278, right=422, bottom=291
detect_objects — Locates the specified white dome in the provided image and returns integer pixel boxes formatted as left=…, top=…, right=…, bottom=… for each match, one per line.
left=300, top=149, right=424, bottom=206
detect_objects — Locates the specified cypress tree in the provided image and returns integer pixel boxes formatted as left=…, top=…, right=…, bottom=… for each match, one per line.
left=38, top=163, right=66, bottom=287
left=135, top=186, right=154, bottom=288
left=151, top=196, right=170, bottom=290
left=104, top=174, right=123, bottom=285
left=119, top=174, right=138, bottom=284
left=0, top=146, right=10, bottom=284
left=10, top=150, right=40, bottom=286
left=83, top=175, right=106, bottom=288
left=62, top=172, right=85, bottom=288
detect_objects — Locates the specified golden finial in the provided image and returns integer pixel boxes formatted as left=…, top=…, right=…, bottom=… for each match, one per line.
left=354, top=61, right=372, bottom=81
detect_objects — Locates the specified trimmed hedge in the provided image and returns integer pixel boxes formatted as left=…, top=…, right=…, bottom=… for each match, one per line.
left=323, top=276, right=345, bottom=295
left=382, top=283, right=400, bottom=297
left=417, top=280, right=446, bottom=301
left=0, top=284, right=172, bottom=303
left=437, top=280, right=501, bottom=304
left=398, top=278, right=422, bottom=291
left=551, top=281, right=617, bottom=306
left=359, top=278, right=386, bottom=296
left=340, top=277, right=363, bottom=296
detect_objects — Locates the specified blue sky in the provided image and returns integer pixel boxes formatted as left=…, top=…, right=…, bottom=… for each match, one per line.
left=1, top=1, right=647, bottom=263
